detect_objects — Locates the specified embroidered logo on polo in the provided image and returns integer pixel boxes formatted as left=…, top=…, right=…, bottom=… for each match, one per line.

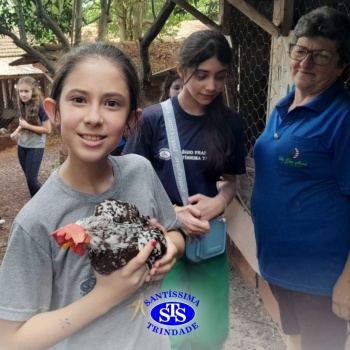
left=289, top=147, right=300, bottom=159
left=279, top=148, right=308, bottom=168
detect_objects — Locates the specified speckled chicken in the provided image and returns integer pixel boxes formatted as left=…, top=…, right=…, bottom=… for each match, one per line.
left=51, top=199, right=167, bottom=319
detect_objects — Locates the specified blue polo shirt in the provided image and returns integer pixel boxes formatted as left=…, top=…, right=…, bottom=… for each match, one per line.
left=123, top=96, right=246, bottom=206
left=251, top=81, right=350, bottom=296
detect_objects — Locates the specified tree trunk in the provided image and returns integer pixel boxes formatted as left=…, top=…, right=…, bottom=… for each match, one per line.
left=114, top=0, right=127, bottom=41
left=97, top=0, right=109, bottom=41
left=171, top=0, right=220, bottom=30
left=74, top=0, right=83, bottom=45
left=118, top=16, right=127, bottom=41
left=132, top=1, right=142, bottom=40
left=139, top=0, right=176, bottom=87
left=35, top=0, right=70, bottom=50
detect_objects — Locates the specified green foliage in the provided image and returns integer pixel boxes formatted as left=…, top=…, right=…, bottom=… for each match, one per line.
left=29, top=0, right=73, bottom=43
left=0, top=1, right=18, bottom=31
left=141, top=0, right=219, bottom=38
left=197, top=0, right=219, bottom=21
left=82, top=0, right=102, bottom=24
left=0, top=0, right=73, bottom=43
left=0, top=0, right=219, bottom=44
left=140, top=0, right=190, bottom=38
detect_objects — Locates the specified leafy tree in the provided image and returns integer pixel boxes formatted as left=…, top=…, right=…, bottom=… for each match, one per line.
left=0, top=0, right=73, bottom=44
left=140, top=0, right=176, bottom=86
left=0, top=0, right=73, bottom=74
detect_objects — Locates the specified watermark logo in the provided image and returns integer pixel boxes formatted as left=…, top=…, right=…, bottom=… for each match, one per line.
left=151, top=302, right=196, bottom=326
left=144, top=289, right=200, bottom=336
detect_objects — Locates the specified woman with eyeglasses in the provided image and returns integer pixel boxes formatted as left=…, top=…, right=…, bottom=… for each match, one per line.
left=251, top=6, right=350, bottom=350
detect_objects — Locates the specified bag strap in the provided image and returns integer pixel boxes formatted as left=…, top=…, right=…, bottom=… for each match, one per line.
left=161, top=99, right=189, bottom=206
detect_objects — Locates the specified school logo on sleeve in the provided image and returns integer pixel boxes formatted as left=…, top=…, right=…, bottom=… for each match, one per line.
left=159, top=148, right=171, bottom=160
left=144, top=290, right=200, bottom=336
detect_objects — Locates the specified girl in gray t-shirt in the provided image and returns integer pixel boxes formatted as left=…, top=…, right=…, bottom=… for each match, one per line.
left=0, top=42, right=184, bottom=350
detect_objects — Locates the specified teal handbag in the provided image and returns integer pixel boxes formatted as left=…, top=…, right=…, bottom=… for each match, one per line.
left=185, top=215, right=226, bottom=262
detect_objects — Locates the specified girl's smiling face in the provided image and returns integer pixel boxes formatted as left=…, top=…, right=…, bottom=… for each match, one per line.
left=55, top=58, right=131, bottom=164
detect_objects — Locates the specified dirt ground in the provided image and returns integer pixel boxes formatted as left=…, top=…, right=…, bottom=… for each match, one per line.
left=0, top=135, right=61, bottom=261
left=0, top=134, right=286, bottom=350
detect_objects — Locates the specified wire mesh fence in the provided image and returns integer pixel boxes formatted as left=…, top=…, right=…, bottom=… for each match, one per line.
left=0, top=78, right=19, bottom=133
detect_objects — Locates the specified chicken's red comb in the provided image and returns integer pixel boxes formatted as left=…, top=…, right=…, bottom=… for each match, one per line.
left=51, top=223, right=90, bottom=256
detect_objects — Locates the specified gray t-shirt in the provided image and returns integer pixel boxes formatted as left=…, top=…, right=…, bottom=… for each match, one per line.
left=0, top=154, right=180, bottom=349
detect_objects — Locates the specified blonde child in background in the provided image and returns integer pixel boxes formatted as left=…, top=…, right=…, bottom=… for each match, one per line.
left=10, top=76, right=51, bottom=197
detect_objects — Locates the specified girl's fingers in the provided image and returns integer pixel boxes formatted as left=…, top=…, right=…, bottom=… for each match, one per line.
left=125, top=240, right=156, bottom=273
left=149, top=218, right=167, bottom=236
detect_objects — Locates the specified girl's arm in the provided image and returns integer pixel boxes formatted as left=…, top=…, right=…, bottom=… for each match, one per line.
left=175, top=175, right=237, bottom=236
left=166, top=229, right=185, bottom=259
left=0, top=242, right=155, bottom=350
left=19, top=119, right=52, bottom=135
left=216, top=174, right=238, bottom=212
left=10, top=126, right=22, bottom=141
left=188, top=174, right=237, bottom=221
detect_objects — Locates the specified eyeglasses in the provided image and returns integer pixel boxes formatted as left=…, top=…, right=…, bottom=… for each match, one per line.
left=289, top=44, right=336, bottom=66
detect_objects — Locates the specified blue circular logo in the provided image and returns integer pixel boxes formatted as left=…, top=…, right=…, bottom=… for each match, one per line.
left=150, top=302, right=196, bottom=326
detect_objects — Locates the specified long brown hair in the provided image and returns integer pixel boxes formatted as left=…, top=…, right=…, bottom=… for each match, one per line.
left=178, top=30, right=234, bottom=175
left=17, top=76, right=43, bottom=126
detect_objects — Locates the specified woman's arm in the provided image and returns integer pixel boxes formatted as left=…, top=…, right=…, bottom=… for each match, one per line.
left=0, top=242, right=155, bottom=350
left=19, top=119, right=52, bottom=135
left=332, top=252, right=350, bottom=321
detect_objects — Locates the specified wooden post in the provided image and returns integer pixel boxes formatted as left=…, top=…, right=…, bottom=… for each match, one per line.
left=273, top=0, right=294, bottom=37
left=1, top=80, right=8, bottom=109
